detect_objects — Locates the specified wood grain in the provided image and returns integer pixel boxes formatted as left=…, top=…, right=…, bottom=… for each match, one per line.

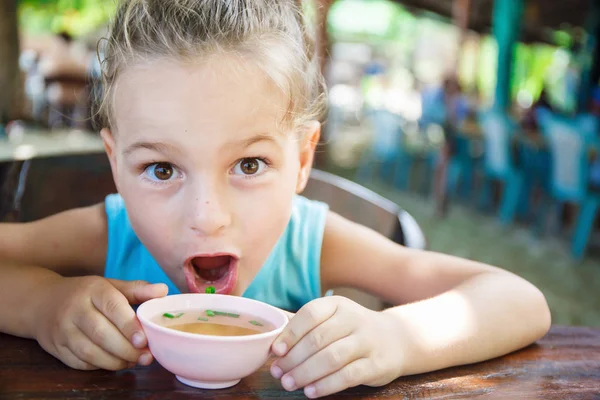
left=1, top=326, right=600, bottom=399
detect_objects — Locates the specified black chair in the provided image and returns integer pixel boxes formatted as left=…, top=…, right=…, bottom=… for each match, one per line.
left=0, top=154, right=115, bottom=222
left=303, top=169, right=426, bottom=310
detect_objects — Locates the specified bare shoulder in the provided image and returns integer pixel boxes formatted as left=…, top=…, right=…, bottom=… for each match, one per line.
left=0, top=203, right=108, bottom=276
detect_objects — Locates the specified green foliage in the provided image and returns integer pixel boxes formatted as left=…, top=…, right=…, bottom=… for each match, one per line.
left=328, top=0, right=409, bottom=42
left=19, top=0, right=116, bottom=37
left=330, top=0, right=571, bottom=107
left=472, top=36, right=571, bottom=108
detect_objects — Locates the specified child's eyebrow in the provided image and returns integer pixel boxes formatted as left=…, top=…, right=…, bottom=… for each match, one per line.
left=231, top=133, right=281, bottom=149
left=123, top=141, right=180, bottom=156
left=122, top=134, right=280, bottom=157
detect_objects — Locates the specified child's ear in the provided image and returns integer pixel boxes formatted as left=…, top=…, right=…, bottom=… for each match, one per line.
left=296, top=121, right=321, bottom=194
left=100, top=128, right=120, bottom=190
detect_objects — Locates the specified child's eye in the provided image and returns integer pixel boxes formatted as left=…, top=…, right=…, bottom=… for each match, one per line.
left=232, top=158, right=267, bottom=176
left=144, top=162, right=181, bottom=182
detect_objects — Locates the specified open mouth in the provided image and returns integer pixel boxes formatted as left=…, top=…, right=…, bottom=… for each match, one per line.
left=184, top=254, right=238, bottom=295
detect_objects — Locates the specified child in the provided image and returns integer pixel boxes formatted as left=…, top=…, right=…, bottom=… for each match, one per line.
left=0, top=1, right=550, bottom=398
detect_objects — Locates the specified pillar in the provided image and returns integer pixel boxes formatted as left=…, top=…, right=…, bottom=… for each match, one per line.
left=491, top=0, right=524, bottom=111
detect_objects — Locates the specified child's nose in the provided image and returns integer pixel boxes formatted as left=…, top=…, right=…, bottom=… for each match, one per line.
left=189, top=196, right=231, bottom=237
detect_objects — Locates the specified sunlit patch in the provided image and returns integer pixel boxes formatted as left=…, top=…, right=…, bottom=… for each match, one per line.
left=13, top=145, right=37, bottom=160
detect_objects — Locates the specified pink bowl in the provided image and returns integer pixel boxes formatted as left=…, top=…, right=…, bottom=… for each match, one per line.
left=137, top=294, right=288, bottom=389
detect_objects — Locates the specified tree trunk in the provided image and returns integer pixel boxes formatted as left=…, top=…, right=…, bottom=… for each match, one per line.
left=313, top=0, right=333, bottom=169
left=315, top=0, right=333, bottom=77
left=0, top=0, right=20, bottom=124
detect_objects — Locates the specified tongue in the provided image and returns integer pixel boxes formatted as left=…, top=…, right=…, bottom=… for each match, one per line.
left=192, top=256, right=230, bottom=282
left=196, top=265, right=229, bottom=281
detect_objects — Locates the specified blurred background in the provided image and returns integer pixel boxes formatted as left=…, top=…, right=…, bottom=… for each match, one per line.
left=0, top=0, right=599, bottom=326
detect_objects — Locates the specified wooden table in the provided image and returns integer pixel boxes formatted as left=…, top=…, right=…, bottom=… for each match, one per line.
left=2, top=326, right=599, bottom=399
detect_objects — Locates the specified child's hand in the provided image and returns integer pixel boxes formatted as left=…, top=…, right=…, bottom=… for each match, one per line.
left=32, top=276, right=167, bottom=371
left=270, top=296, right=403, bottom=398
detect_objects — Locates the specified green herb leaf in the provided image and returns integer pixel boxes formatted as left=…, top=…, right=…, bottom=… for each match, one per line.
left=249, top=320, right=263, bottom=326
left=174, top=312, right=184, bottom=318
left=162, top=312, right=175, bottom=318
left=227, top=313, right=240, bottom=318
left=197, top=317, right=209, bottom=321
left=205, top=310, right=215, bottom=317
left=213, top=311, right=228, bottom=316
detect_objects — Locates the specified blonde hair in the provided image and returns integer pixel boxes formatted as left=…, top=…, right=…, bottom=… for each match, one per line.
left=95, top=0, right=327, bottom=132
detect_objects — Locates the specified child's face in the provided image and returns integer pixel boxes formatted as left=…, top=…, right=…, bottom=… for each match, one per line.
left=101, top=55, right=319, bottom=296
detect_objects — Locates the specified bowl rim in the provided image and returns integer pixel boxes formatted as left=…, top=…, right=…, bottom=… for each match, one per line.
left=136, top=293, right=289, bottom=342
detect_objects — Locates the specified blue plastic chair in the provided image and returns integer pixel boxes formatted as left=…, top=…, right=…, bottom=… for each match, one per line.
left=445, top=130, right=479, bottom=201
left=478, top=110, right=525, bottom=225
left=421, top=90, right=477, bottom=203
left=416, top=92, right=446, bottom=196
left=356, top=109, right=413, bottom=189
left=517, top=136, right=552, bottom=234
left=419, top=87, right=446, bottom=129
left=537, top=108, right=600, bottom=259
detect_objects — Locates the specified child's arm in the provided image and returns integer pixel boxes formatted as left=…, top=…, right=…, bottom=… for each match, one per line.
left=271, top=211, right=551, bottom=398
left=0, top=205, right=167, bottom=370
left=0, top=205, right=108, bottom=277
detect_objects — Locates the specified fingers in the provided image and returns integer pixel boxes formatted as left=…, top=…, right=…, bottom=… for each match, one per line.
left=272, top=298, right=338, bottom=357
left=273, top=314, right=353, bottom=374
left=63, top=327, right=133, bottom=371
left=276, top=335, right=364, bottom=393
left=38, top=277, right=160, bottom=372
left=74, top=307, right=145, bottom=364
left=55, top=345, right=97, bottom=371
left=91, top=283, right=148, bottom=350
left=302, top=358, right=373, bottom=399
left=269, top=297, right=389, bottom=398
left=281, top=309, right=295, bottom=321
left=107, top=279, right=168, bottom=305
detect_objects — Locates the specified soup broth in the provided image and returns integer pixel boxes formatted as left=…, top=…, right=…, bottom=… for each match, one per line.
left=153, top=309, right=275, bottom=337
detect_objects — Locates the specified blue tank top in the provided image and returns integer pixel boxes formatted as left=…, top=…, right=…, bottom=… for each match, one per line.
left=104, top=194, right=329, bottom=312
